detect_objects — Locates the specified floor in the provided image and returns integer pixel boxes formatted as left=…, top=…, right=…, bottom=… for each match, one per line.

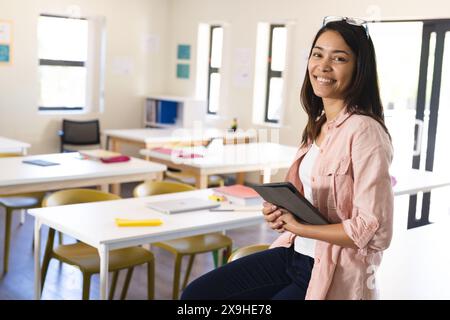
left=1, top=183, right=449, bottom=299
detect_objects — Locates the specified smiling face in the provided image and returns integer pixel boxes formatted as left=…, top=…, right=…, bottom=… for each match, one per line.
left=308, top=30, right=356, bottom=101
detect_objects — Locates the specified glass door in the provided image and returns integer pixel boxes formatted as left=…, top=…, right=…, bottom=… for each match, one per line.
left=370, top=20, right=450, bottom=229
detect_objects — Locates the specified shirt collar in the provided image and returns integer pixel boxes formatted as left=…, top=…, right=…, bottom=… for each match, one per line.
left=327, top=107, right=352, bottom=128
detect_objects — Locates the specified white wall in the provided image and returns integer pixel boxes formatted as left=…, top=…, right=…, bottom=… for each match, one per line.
left=0, top=0, right=169, bottom=154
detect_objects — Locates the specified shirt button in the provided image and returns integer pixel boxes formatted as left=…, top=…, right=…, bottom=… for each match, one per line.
left=320, top=149, right=323, bottom=153
left=312, top=177, right=315, bottom=182
left=316, top=258, right=320, bottom=263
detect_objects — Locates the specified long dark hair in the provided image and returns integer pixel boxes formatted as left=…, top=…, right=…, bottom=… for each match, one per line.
left=300, top=21, right=390, bottom=146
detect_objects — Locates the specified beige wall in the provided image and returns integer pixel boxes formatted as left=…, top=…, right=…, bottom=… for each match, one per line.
left=0, top=0, right=169, bottom=154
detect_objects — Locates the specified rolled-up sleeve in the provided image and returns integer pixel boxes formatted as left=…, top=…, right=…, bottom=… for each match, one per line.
left=342, top=120, right=394, bottom=254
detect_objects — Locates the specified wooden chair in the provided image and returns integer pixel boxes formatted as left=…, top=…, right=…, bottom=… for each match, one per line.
left=228, top=244, right=270, bottom=263
left=133, top=180, right=232, bottom=299
left=40, top=189, right=155, bottom=300
left=0, top=152, right=46, bottom=275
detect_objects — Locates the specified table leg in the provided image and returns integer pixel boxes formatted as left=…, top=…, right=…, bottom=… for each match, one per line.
left=196, top=174, right=209, bottom=189
left=236, top=172, right=245, bottom=185
left=261, top=168, right=272, bottom=183
left=34, top=218, right=42, bottom=300
left=20, top=209, right=26, bottom=225
left=98, top=244, right=109, bottom=300
left=111, top=184, right=121, bottom=195
left=110, top=138, right=119, bottom=152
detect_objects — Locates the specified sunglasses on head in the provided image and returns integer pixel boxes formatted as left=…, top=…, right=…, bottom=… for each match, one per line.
left=322, top=16, right=370, bottom=38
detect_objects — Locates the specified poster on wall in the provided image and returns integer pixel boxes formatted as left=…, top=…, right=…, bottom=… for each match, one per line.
left=176, top=63, right=190, bottom=79
left=177, top=44, right=191, bottom=60
left=0, top=20, right=12, bottom=64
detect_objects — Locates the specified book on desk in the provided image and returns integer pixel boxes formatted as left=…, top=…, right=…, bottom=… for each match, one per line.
left=213, top=184, right=263, bottom=206
left=79, top=149, right=130, bottom=163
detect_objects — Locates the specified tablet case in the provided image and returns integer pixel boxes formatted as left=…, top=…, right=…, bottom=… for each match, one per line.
left=251, top=182, right=329, bottom=225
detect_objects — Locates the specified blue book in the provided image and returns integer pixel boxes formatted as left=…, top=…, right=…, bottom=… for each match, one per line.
left=157, top=100, right=178, bottom=124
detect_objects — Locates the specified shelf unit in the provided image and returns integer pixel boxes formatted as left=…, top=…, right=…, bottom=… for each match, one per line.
left=144, top=94, right=206, bottom=128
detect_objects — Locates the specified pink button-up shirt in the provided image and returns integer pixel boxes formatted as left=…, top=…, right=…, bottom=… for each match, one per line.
left=270, top=110, right=394, bottom=300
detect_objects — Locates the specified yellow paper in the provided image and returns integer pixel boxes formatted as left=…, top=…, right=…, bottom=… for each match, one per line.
left=115, top=218, right=163, bottom=227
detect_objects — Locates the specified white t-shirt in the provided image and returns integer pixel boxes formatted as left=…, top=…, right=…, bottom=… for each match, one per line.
left=294, top=142, right=320, bottom=258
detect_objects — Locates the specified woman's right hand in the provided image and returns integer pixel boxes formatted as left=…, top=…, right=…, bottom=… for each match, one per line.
left=262, top=202, right=284, bottom=233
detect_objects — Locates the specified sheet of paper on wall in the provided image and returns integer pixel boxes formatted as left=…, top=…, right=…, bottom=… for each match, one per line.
left=233, top=48, right=252, bottom=87
left=0, top=21, right=12, bottom=43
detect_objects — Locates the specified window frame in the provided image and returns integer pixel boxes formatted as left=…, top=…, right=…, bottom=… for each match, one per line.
left=38, top=13, right=88, bottom=112
left=264, top=24, right=286, bottom=123
left=206, top=25, right=222, bottom=115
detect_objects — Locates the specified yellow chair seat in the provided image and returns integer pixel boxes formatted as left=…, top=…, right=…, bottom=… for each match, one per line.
left=154, top=233, right=232, bottom=255
left=53, top=243, right=154, bottom=274
left=228, top=244, right=270, bottom=262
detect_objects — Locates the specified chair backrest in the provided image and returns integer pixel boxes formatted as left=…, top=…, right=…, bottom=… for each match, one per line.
left=133, top=181, right=195, bottom=197
left=43, top=189, right=121, bottom=207
left=227, top=244, right=270, bottom=263
left=60, top=119, right=100, bottom=152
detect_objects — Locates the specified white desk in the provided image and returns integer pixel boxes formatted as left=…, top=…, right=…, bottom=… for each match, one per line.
left=0, top=137, right=31, bottom=155
left=140, top=142, right=298, bottom=188
left=103, top=128, right=256, bottom=152
left=392, top=169, right=450, bottom=196
left=0, top=152, right=167, bottom=195
left=29, top=188, right=263, bottom=300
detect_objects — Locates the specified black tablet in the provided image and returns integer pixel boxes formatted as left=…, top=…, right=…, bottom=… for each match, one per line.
left=251, top=182, right=329, bottom=225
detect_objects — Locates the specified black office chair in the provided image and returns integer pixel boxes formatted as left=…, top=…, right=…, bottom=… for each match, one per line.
left=58, top=119, right=101, bottom=153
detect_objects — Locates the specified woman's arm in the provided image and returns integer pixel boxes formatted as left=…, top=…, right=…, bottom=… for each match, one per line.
left=275, top=210, right=358, bottom=249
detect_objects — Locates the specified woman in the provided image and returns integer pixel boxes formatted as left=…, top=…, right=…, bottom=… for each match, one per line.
left=181, top=17, right=393, bottom=300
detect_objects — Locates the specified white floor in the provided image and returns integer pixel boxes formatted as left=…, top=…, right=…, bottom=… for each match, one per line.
left=377, top=192, right=450, bottom=299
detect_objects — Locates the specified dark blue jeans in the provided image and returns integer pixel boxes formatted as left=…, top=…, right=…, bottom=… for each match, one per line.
left=180, top=246, right=314, bottom=300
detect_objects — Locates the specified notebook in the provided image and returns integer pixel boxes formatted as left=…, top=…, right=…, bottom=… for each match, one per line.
left=147, top=198, right=220, bottom=214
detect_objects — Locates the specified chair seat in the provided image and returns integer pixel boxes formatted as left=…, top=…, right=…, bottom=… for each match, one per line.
left=53, top=243, right=154, bottom=274
left=154, top=233, right=232, bottom=255
left=0, top=196, right=41, bottom=209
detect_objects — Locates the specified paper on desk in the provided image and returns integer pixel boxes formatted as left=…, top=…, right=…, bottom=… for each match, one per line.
left=115, top=218, right=163, bottom=227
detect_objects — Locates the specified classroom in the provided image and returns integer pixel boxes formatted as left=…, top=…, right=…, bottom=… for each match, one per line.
left=1, top=0, right=450, bottom=301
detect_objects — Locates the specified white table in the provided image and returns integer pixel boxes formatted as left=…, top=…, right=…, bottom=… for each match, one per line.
left=0, top=152, right=167, bottom=195
left=392, top=169, right=450, bottom=196
left=103, top=127, right=256, bottom=152
left=29, top=188, right=263, bottom=300
left=140, top=142, right=299, bottom=188
left=0, top=137, right=31, bottom=155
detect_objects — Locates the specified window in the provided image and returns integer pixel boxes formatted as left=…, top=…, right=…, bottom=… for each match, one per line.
left=38, top=14, right=95, bottom=112
left=207, top=25, right=223, bottom=114
left=264, top=25, right=286, bottom=123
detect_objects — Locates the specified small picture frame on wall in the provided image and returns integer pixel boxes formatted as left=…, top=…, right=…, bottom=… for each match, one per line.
left=176, top=63, right=190, bottom=79
left=0, top=44, right=10, bottom=63
left=177, top=44, right=191, bottom=60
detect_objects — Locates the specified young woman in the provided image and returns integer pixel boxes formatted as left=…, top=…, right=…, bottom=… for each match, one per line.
left=181, top=17, right=394, bottom=300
